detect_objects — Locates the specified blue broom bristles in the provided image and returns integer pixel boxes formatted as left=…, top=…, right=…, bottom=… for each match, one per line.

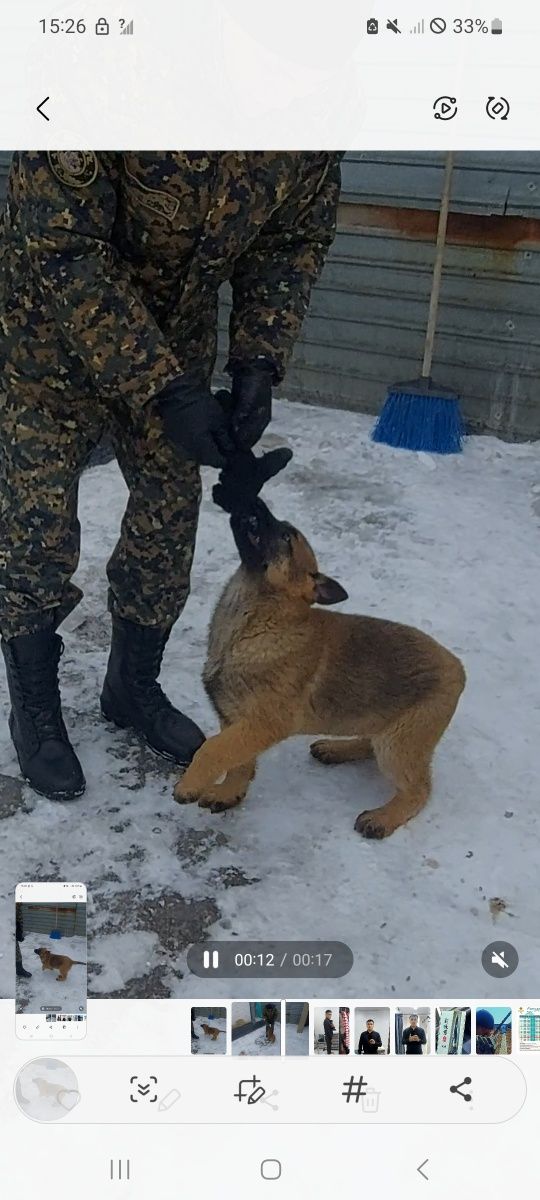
left=372, top=388, right=465, bottom=454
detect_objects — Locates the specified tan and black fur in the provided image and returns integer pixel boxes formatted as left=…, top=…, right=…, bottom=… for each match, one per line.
left=201, top=1022, right=223, bottom=1041
left=174, top=499, right=465, bottom=839
left=34, top=947, right=86, bottom=982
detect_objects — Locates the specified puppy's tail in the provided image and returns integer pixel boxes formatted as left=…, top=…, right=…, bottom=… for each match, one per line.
left=72, top=960, right=87, bottom=966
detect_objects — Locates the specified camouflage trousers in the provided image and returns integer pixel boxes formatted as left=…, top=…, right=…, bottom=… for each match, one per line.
left=0, top=378, right=201, bottom=639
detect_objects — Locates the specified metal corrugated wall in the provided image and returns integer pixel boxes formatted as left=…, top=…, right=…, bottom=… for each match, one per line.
left=19, top=903, right=86, bottom=938
left=223, top=222, right=540, bottom=439
left=340, top=152, right=540, bottom=216
left=2, top=152, right=539, bottom=438
left=286, top=1002, right=308, bottom=1024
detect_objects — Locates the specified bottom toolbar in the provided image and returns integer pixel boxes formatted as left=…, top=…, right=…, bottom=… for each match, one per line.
left=11, top=1054, right=527, bottom=1125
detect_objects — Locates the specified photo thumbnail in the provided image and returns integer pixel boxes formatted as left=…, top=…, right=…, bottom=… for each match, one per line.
left=231, top=1003, right=281, bottom=1056
left=284, top=1003, right=310, bottom=1056
left=396, top=1009, right=431, bottom=1055
left=476, top=1007, right=512, bottom=1055
left=519, top=1007, right=540, bottom=1052
left=355, top=1008, right=391, bottom=1055
left=191, top=1006, right=227, bottom=1055
left=15, top=900, right=86, bottom=1016
left=435, top=1007, right=472, bottom=1055
left=314, top=1006, right=350, bottom=1055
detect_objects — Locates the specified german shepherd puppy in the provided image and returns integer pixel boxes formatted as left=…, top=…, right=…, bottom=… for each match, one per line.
left=174, top=498, right=465, bottom=839
left=34, top=947, right=86, bottom=982
left=201, top=1022, right=222, bottom=1041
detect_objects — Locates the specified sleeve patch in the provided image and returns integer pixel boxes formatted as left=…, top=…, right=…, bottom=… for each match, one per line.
left=47, top=151, right=99, bottom=189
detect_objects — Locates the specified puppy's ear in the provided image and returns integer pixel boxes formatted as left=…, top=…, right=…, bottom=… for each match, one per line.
left=313, top=573, right=348, bottom=606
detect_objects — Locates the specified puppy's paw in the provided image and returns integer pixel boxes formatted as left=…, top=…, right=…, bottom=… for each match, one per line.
left=198, top=790, right=245, bottom=814
left=310, top=740, right=342, bottom=765
left=173, top=781, right=199, bottom=805
left=311, top=738, right=373, bottom=765
left=354, top=809, right=393, bottom=840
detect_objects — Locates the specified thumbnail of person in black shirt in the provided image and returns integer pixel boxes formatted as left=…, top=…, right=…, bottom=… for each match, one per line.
left=358, top=1018, right=383, bottom=1054
left=402, top=1014, right=427, bottom=1055
left=323, top=1010, right=336, bottom=1054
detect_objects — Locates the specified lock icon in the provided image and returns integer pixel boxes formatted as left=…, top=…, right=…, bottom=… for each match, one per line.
left=95, top=17, right=110, bottom=35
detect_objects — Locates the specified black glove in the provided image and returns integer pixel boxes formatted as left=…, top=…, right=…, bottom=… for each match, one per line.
left=157, top=375, right=236, bottom=468
left=230, top=360, right=275, bottom=449
left=212, top=446, right=293, bottom=514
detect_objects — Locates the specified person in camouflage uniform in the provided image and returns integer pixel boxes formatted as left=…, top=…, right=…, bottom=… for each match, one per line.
left=0, top=151, right=342, bottom=801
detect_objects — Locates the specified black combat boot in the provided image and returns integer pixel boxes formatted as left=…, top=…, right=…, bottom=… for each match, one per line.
left=1, top=631, right=86, bottom=801
left=16, top=963, right=32, bottom=979
left=100, top=615, right=205, bottom=766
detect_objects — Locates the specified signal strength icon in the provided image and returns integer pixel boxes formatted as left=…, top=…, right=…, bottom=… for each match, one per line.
left=120, top=19, right=134, bottom=35
left=410, top=18, right=425, bottom=33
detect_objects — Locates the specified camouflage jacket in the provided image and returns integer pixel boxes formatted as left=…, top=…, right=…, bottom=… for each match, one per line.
left=0, top=152, right=342, bottom=407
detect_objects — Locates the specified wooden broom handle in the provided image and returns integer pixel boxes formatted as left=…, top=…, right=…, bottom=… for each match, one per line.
left=421, top=151, right=454, bottom=379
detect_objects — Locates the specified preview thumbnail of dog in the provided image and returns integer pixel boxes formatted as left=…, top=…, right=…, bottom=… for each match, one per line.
left=191, top=1006, right=227, bottom=1055
left=15, top=902, right=87, bottom=1015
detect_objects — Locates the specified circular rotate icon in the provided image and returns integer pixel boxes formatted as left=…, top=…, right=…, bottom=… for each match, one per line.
left=433, top=96, right=458, bottom=121
left=481, top=941, right=519, bottom=978
left=14, top=1057, right=81, bottom=1121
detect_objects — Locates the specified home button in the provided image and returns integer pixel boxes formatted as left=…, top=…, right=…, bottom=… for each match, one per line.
left=261, top=1159, right=282, bottom=1181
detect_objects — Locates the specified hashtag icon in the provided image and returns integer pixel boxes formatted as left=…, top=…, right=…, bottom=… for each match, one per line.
left=342, top=1075, right=368, bottom=1103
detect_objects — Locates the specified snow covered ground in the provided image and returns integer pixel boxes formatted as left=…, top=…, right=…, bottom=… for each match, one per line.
left=285, top=1024, right=310, bottom=1055
left=232, top=1023, right=282, bottom=1056
left=16, top=934, right=87, bottom=1014
left=1, top=399, right=539, bottom=1001
left=191, top=1012, right=227, bottom=1055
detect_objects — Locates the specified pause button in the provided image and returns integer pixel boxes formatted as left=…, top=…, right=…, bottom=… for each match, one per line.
left=203, top=950, right=219, bottom=969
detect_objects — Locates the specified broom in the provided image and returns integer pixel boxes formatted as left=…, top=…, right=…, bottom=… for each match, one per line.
left=371, top=151, right=465, bottom=454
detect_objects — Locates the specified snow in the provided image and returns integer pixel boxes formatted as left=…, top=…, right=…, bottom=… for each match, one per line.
left=191, top=1012, right=227, bottom=1055
left=232, top=1024, right=282, bottom=1056
left=1, top=398, right=540, bottom=1001
left=285, top=1024, right=310, bottom=1055
left=16, top=934, right=86, bottom=1015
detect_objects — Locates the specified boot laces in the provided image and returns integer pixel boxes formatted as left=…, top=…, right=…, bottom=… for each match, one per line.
left=17, top=643, right=66, bottom=740
left=131, top=642, right=174, bottom=714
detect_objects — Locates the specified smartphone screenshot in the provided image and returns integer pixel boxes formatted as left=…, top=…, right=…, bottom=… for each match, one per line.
left=15, top=883, right=87, bottom=1040
left=0, top=2, right=539, bottom=1197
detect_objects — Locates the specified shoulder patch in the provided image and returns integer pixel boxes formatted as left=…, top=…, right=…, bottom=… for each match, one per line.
left=47, top=151, right=99, bottom=189
left=122, top=161, right=180, bottom=222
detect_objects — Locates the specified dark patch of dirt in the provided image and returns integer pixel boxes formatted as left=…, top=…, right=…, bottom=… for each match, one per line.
left=92, top=888, right=221, bottom=956
left=175, top=828, right=228, bottom=864
left=211, top=866, right=260, bottom=889
left=0, top=774, right=30, bottom=819
left=92, top=965, right=172, bottom=999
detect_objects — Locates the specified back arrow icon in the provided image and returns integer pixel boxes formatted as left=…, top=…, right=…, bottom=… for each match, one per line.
left=417, top=1159, right=429, bottom=1181
left=37, top=97, right=50, bottom=121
